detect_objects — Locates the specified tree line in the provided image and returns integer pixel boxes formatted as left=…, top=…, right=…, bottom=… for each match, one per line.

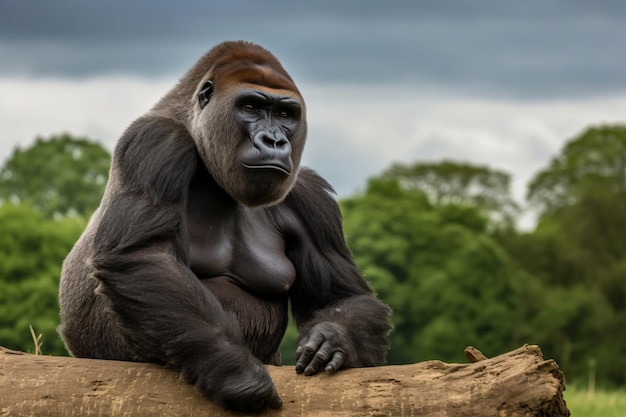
left=0, top=127, right=624, bottom=388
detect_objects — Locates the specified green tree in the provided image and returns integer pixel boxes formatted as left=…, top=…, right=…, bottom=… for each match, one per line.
left=502, top=124, right=626, bottom=386
left=0, top=134, right=111, bottom=217
left=527, top=125, right=626, bottom=214
left=340, top=177, right=521, bottom=365
left=0, top=203, right=85, bottom=355
left=383, top=160, right=520, bottom=228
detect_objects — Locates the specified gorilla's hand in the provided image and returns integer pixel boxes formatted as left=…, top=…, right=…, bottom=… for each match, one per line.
left=189, top=353, right=282, bottom=412
left=295, top=322, right=353, bottom=376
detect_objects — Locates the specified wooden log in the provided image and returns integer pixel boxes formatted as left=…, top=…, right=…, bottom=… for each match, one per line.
left=0, top=344, right=569, bottom=416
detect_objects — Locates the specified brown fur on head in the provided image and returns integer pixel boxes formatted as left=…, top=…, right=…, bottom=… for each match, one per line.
left=153, top=41, right=307, bottom=207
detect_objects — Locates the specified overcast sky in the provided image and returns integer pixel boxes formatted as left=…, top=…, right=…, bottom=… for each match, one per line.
left=2, top=1, right=626, bottom=227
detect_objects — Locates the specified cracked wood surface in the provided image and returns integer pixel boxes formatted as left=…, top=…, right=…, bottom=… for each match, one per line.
left=0, top=344, right=569, bottom=416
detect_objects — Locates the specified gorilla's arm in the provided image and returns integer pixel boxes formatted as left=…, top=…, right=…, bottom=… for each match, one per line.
left=90, top=116, right=281, bottom=411
left=280, top=169, right=392, bottom=375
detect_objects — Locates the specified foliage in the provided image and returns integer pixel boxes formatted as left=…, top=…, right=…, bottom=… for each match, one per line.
left=527, top=125, right=626, bottom=214
left=501, top=125, right=626, bottom=386
left=340, top=178, right=521, bottom=364
left=383, top=160, right=519, bottom=228
left=502, top=193, right=626, bottom=386
left=0, top=133, right=110, bottom=217
left=0, top=203, right=85, bottom=355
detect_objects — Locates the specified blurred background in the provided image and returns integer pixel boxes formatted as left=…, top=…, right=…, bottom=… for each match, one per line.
left=1, top=1, right=625, bottom=413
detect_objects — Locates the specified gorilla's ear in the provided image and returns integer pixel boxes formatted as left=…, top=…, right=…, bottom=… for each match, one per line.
left=198, top=80, right=214, bottom=109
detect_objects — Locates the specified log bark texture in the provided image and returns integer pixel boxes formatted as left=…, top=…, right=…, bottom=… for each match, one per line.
left=0, top=344, right=569, bottom=417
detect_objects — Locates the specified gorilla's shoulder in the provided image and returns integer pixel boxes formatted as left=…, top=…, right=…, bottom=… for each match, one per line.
left=113, top=116, right=196, bottom=164
left=290, top=168, right=337, bottom=202
left=281, top=168, right=343, bottom=234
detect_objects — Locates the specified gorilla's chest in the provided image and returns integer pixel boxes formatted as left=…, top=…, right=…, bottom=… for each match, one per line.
left=186, top=197, right=296, bottom=295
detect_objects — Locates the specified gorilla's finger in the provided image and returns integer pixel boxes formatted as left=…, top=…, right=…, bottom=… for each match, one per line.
left=303, top=329, right=325, bottom=351
left=325, top=350, right=345, bottom=373
left=295, top=339, right=306, bottom=360
left=295, top=347, right=315, bottom=374
left=295, top=331, right=325, bottom=373
left=304, top=341, right=332, bottom=376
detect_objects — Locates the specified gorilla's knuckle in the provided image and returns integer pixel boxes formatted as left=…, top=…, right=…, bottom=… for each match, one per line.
left=315, top=350, right=330, bottom=362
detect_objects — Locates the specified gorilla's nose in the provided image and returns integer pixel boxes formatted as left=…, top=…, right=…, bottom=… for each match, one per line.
left=256, top=131, right=289, bottom=150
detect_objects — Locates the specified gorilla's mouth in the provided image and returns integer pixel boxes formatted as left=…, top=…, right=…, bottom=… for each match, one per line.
left=242, top=163, right=291, bottom=176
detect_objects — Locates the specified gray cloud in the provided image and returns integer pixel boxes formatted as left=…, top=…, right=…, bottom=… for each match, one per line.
left=1, top=0, right=626, bottom=99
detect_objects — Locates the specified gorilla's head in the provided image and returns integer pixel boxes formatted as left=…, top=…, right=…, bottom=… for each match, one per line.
left=158, top=41, right=307, bottom=207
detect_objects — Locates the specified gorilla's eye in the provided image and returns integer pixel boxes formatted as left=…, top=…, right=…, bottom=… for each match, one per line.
left=243, top=103, right=256, bottom=111
left=276, top=110, right=290, bottom=118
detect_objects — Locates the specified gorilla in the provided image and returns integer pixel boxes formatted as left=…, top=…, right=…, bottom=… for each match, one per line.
left=58, top=40, right=392, bottom=412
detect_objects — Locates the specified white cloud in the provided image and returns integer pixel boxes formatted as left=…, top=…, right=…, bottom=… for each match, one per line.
left=0, top=76, right=175, bottom=159
left=303, top=86, right=626, bottom=196
left=2, top=77, right=625, bottom=229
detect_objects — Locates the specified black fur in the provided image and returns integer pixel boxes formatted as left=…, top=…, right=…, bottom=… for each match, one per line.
left=59, top=41, right=392, bottom=413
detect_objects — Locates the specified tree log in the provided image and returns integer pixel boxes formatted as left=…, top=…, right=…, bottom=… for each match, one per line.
left=0, top=344, right=569, bottom=416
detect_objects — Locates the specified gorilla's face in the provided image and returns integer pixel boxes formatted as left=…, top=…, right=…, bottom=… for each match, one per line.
left=192, top=81, right=306, bottom=207
left=235, top=88, right=302, bottom=177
